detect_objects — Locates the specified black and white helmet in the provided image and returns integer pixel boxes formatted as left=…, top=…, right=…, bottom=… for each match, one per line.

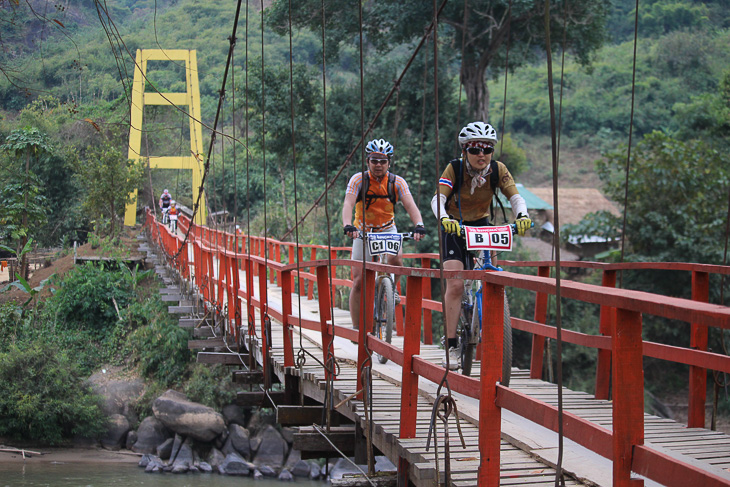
left=458, top=122, right=498, bottom=147
left=365, top=138, right=394, bottom=156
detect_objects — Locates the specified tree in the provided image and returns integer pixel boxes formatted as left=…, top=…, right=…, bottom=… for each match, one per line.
left=268, top=0, right=610, bottom=121
left=75, top=143, right=144, bottom=236
left=0, top=127, right=52, bottom=279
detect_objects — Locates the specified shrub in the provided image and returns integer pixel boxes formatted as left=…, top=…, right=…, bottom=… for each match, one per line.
left=184, top=364, right=237, bottom=410
left=127, top=317, right=192, bottom=386
left=0, top=344, right=107, bottom=445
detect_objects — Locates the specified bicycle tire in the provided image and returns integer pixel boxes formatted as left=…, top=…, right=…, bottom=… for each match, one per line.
left=460, top=301, right=475, bottom=376
left=469, top=292, right=513, bottom=386
left=374, top=279, right=395, bottom=364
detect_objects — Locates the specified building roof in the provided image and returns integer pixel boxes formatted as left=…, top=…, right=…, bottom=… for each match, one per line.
left=526, top=187, right=621, bottom=226
left=496, top=184, right=553, bottom=210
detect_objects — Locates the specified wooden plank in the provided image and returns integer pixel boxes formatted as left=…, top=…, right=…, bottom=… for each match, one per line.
left=169, top=305, right=194, bottom=314
left=160, top=294, right=182, bottom=302
left=276, top=405, right=327, bottom=426
left=293, top=426, right=355, bottom=455
left=235, top=391, right=286, bottom=408
left=232, top=370, right=264, bottom=385
left=188, top=338, right=225, bottom=349
left=193, top=327, right=216, bottom=338
left=197, top=352, right=248, bottom=365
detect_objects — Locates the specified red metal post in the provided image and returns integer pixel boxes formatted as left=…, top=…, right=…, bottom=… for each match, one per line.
left=316, top=266, right=335, bottom=382
left=530, top=266, right=551, bottom=379
left=245, top=257, right=256, bottom=336
left=595, top=269, right=617, bottom=399
left=330, top=249, right=338, bottom=305
left=308, top=248, right=317, bottom=300
left=231, top=254, right=242, bottom=346
left=357, top=268, right=376, bottom=399
left=281, top=269, right=294, bottom=367
left=275, top=243, right=282, bottom=286
left=258, top=261, right=269, bottom=381
left=478, top=281, right=504, bottom=486
left=612, top=308, right=644, bottom=487
left=421, top=257, right=433, bottom=344
left=398, top=275, right=422, bottom=486
left=688, top=270, right=710, bottom=428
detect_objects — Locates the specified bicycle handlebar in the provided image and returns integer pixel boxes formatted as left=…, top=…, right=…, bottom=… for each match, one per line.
left=356, top=231, right=415, bottom=241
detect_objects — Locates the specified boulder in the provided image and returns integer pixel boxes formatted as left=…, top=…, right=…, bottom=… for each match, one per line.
left=125, top=430, right=138, bottom=450
left=198, top=461, right=213, bottom=473
left=258, top=465, right=277, bottom=477
left=284, top=449, right=310, bottom=478
left=253, top=469, right=263, bottom=480
left=101, top=414, right=130, bottom=451
left=138, top=453, right=154, bottom=468
left=280, top=426, right=295, bottom=444
left=168, top=434, right=184, bottom=464
left=278, top=468, right=294, bottom=481
left=252, top=425, right=288, bottom=470
left=152, top=390, right=226, bottom=442
left=221, top=404, right=246, bottom=426
left=156, top=438, right=174, bottom=460
left=207, top=447, right=226, bottom=469
left=218, top=452, right=250, bottom=476
left=132, top=416, right=171, bottom=454
left=309, top=460, right=322, bottom=480
left=170, top=438, right=194, bottom=474
left=226, top=424, right=251, bottom=459
left=144, top=456, right=165, bottom=473
left=214, top=428, right=228, bottom=450
left=88, top=371, right=144, bottom=424
left=291, top=460, right=311, bottom=478
left=246, top=408, right=275, bottom=436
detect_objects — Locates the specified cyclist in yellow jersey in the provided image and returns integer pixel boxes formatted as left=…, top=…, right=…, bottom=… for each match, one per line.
left=342, top=138, right=425, bottom=331
left=431, top=122, right=532, bottom=369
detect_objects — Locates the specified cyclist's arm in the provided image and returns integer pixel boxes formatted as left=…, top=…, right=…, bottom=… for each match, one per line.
left=400, top=193, right=424, bottom=241
left=342, top=192, right=359, bottom=238
left=509, top=194, right=527, bottom=219
left=430, top=193, right=449, bottom=220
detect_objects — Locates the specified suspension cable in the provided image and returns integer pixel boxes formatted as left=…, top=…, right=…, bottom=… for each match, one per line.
left=618, top=0, right=641, bottom=287
left=543, top=2, right=566, bottom=486
left=498, top=0, right=512, bottom=158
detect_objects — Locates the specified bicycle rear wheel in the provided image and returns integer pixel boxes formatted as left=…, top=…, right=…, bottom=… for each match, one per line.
left=374, top=279, right=395, bottom=364
left=471, top=293, right=513, bottom=386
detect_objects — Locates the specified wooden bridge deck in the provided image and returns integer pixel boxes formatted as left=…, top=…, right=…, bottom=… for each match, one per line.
left=144, top=236, right=730, bottom=486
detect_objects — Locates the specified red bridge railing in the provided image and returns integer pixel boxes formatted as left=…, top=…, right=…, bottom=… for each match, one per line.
left=146, top=210, right=730, bottom=487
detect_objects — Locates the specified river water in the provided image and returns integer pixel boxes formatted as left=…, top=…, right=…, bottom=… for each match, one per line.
left=0, top=463, right=323, bottom=486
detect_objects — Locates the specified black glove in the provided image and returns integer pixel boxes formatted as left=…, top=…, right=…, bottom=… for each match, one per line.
left=343, top=224, right=358, bottom=236
left=413, top=224, right=426, bottom=237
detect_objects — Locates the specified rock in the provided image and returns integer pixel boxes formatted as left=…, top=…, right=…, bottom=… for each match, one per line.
left=152, top=390, right=226, bottom=442
left=144, top=456, right=165, bottom=473
left=309, top=460, right=321, bottom=480
left=88, top=371, right=144, bottom=424
left=219, top=452, right=250, bottom=476
left=278, top=468, right=294, bottom=481
left=222, top=404, right=246, bottom=426
left=156, top=438, right=174, bottom=460
left=227, top=424, right=251, bottom=459
left=207, top=447, right=226, bottom=469
left=199, top=461, right=213, bottom=473
left=246, top=408, right=276, bottom=436
left=252, top=425, right=288, bottom=471
left=258, top=465, right=277, bottom=477
left=132, top=416, right=171, bottom=454
left=101, top=414, right=129, bottom=451
left=253, top=469, right=263, bottom=480
left=125, top=430, right=138, bottom=450
left=290, top=460, right=311, bottom=478
left=214, top=428, right=229, bottom=450
left=168, top=434, right=184, bottom=464
left=170, top=438, right=194, bottom=474
left=138, top=453, right=153, bottom=468
left=280, top=427, right=295, bottom=444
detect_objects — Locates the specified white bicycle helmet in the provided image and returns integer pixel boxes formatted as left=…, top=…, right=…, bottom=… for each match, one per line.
left=458, top=121, right=498, bottom=147
left=163, top=189, right=169, bottom=194
left=365, top=138, right=394, bottom=156
left=170, top=200, right=176, bottom=205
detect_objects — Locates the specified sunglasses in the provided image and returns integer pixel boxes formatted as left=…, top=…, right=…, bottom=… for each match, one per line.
left=368, top=158, right=389, bottom=165
left=466, top=146, right=494, bottom=155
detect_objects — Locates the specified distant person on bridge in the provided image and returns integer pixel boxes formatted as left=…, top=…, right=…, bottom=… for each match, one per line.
left=342, top=138, right=426, bottom=331
left=159, top=189, right=172, bottom=211
left=432, top=122, right=532, bottom=369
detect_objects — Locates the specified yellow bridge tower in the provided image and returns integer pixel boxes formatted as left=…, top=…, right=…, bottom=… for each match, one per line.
left=124, top=49, right=206, bottom=226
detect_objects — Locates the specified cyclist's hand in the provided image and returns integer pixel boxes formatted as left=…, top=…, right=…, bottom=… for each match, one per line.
left=413, top=224, right=426, bottom=241
left=515, top=213, right=532, bottom=237
left=440, top=217, right=462, bottom=236
left=343, top=224, right=358, bottom=238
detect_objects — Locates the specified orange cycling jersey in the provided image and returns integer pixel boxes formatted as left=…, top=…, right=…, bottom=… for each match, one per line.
left=346, top=171, right=411, bottom=231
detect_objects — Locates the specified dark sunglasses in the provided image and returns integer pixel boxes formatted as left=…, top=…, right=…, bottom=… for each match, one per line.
left=368, top=158, right=389, bottom=165
left=466, top=146, right=494, bottom=155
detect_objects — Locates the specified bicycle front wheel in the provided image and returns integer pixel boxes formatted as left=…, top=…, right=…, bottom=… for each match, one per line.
left=459, top=289, right=476, bottom=376
left=374, top=279, right=395, bottom=364
left=470, top=292, right=513, bottom=386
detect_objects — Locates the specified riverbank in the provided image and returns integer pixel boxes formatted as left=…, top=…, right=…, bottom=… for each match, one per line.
left=0, top=445, right=141, bottom=464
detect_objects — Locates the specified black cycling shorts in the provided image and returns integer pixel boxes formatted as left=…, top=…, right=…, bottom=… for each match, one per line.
left=440, top=217, right=490, bottom=269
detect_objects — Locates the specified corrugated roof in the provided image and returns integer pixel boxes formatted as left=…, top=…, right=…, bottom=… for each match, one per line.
left=496, top=184, right=553, bottom=210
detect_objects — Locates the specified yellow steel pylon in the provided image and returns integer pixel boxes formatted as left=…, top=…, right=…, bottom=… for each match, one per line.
left=124, top=49, right=207, bottom=226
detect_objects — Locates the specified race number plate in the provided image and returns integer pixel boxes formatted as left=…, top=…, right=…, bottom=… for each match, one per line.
left=367, top=233, right=403, bottom=256
left=464, top=225, right=512, bottom=251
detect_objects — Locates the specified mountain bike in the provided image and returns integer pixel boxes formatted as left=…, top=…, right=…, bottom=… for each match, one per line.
left=169, top=212, right=178, bottom=233
left=161, top=207, right=170, bottom=225
left=361, top=231, right=414, bottom=365
left=456, top=223, right=529, bottom=384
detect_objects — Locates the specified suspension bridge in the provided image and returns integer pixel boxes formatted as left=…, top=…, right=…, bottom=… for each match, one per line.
left=142, top=210, right=730, bottom=487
